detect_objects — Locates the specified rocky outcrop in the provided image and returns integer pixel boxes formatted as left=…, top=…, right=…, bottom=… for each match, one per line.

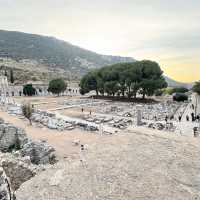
left=0, top=167, right=14, bottom=200
left=0, top=119, right=57, bottom=199
left=0, top=118, right=56, bottom=165
left=21, top=140, right=56, bottom=165
left=0, top=119, right=28, bottom=152
left=0, top=153, right=37, bottom=191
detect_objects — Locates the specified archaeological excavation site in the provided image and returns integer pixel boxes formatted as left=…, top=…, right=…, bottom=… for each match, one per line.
left=0, top=74, right=200, bottom=200
left=0, top=9, right=200, bottom=199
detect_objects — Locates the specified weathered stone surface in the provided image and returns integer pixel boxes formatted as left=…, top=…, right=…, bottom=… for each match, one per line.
left=16, top=131, right=200, bottom=200
left=0, top=119, right=56, bottom=165
left=0, top=153, right=37, bottom=191
left=0, top=122, right=28, bottom=152
left=0, top=167, right=14, bottom=200
left=21, top=140, right=56, bottom=165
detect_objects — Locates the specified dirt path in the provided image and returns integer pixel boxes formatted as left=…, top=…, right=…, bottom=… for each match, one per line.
left=0, top=111, right=103, bottom=160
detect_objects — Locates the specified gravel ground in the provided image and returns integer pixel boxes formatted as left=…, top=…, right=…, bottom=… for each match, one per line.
left=16, top=129, right=200, bottom=200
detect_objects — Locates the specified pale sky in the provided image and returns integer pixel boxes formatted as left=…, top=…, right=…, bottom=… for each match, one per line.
left=0, top=0, right=200, bottom=82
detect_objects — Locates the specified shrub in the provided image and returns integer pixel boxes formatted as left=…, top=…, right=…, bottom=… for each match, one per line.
left=193, top=81, right=200, bottom=95
left=173, top=93, right=188, bottom=102
left=23, top=84, right=37, bottom=96
left=48, top=78, right=67, bottom=96
left=22, top=103, right=34, bottom=125
left=172, top=87, right=189, bottom=94
left=155, top=89, right=163, bottom=96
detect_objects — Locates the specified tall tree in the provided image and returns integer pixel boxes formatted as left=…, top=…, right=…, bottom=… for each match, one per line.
left=139, top=60, right=167, bottom=98
left=80, top=60, right=167, bottom=99
left=48, top=78, right=67, bottom=96
left=193, top=81, right=200, bottom=95
left=79, top=70, right=99, bottom=95
left=23, top=84, right=37, bottom=96
left=10, top=69, right=14, bottom=83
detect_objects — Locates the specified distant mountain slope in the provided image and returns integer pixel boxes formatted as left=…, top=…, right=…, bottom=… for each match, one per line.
left=0, top=30, right=192, bottom=87
left=0, top=30, right=134, bottom=75
left=164, top=75, right=193, bottom=89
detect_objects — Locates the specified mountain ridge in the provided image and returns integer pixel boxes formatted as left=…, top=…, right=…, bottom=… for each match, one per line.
left=0, top=30, right=193, bottom=88
left=0, top=30, right=134, bottom=74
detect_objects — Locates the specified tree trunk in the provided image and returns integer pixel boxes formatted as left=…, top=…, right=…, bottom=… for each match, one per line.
left=29, top=118, right=32, bottom=126
left=142, top=93, right=145, bottom=99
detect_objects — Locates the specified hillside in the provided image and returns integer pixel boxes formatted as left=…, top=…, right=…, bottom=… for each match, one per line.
left=0, top=30, right=134, bottom=78
left=0, top=30, right=191, bottom=87
left=164, top=75, right=193, bottom=89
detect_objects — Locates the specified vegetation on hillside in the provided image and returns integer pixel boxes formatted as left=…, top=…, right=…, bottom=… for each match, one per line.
left=0, top=30, right=134, bottom=74
left=80, top=60, right=167, bottom=99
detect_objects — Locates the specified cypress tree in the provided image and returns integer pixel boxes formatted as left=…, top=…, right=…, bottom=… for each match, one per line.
left=10, top=69, right=14, bottom=83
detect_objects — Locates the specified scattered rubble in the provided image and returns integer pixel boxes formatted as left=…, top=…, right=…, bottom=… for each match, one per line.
left=21, top=140, right=56, bottom=165
left=31, top=111, right=76, bottom=131
left=0, top=118, right=56, bottom=165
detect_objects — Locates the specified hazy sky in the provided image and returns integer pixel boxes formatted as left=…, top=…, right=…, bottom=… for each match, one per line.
left=0, top=0, right=200, bottom=82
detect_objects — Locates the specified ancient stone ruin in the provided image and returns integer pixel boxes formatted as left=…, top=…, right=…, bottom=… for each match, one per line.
left=0, top=118, right=57, bottom=198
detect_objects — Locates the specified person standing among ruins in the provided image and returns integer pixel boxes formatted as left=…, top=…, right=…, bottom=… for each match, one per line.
left=186, top=115, right=189, bottom=121
left=191, top=113, right=195, bottom=122
left=196, top=115, right=200, bottom=122
left=178, top=116, right=182, bottom=122
left=165, top=115, right=168, bottom=123
left=192, top=104, right=195, bottom=110
left=80, top=144, right=85, bottom=162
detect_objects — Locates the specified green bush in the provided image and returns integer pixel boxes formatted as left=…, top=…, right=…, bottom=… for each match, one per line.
left=193, top=81, right=200, bottom=95
left=172, top=87, right=189, bottom=94
left=48, top=78, right=67, bottom=96
left=173, top=93, right=188, bottom=102
left=22, top=103, right=34, bottom=125
left=23, top=84, right=37, bottom=96
left=155, top=89, right=163, bottom=96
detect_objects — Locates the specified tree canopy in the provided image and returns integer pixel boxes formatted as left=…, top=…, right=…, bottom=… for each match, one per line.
left=23, top=84, right=37, bottom=96
left=80, top=60, right=167, bottom=99
left=193, top=81, right=200, bottom=95
left=48, top=78, right=67, bottom=96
